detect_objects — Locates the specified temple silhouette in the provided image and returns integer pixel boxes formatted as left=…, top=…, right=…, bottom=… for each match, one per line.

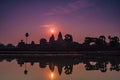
left=0, top=32, right=120, bottom=51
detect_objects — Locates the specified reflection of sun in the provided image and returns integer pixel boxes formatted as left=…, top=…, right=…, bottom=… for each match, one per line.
left=50, top=72, right=54, bottom=79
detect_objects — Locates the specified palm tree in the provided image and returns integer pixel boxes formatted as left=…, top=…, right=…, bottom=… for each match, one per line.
left=24, top=63, right=28, bottom=75
left=25, top=33, right=29, bottom=44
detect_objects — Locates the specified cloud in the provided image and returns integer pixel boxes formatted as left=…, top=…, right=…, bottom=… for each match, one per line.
left=44, top=0, right=94, bottom=15
left=41, top=24, right=55, bottom=28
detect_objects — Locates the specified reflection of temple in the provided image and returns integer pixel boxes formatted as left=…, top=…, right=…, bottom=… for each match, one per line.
left=85, top=60, right=107, bottom=72
left=0, top=54, right=120, bottom=75
left=16, top=56, right=74, bottom=75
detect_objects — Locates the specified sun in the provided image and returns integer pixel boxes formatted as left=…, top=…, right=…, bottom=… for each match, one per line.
left=50, top=29, right=54, bottom=33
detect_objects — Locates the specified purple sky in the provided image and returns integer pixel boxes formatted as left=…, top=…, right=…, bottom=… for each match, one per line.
left=0, top=0, right=120, bottom=45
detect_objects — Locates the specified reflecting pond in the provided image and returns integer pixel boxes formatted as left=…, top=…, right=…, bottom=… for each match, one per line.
left=0, top=53, right=120, bottom=80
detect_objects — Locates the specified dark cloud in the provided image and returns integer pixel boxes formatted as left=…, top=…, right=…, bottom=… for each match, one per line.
left=44, top=0, right=95, bottom=15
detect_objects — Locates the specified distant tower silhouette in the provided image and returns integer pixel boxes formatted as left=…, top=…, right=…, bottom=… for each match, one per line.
left=57, top=32, right=63, bottom=41
left=49, top=34, right=55, bottom=43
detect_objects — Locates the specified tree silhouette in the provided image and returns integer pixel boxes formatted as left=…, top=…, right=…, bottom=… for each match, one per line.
left=99, top=35, right=106, bottom=41
left=97, top=35, right=107, bottom=46
left=64, top=34, right=73, bottom=42
left=40, top=38, right=47, bottom=45
left=108, top=36, right=119, bottom=47
left=6, top=44, right=15, bottom=49
left=0, top=43, right=5, bottom=49
left=64, top=65, right=73, bottom=75
left=31, top=41, right=35, bottom=45
left=25, top=33, right=29, bottom=44
left=24, top=63, right=28, bottom=75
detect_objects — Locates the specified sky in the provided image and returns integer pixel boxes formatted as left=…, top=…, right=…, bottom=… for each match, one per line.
left=0, top=0, right=120, bottom=45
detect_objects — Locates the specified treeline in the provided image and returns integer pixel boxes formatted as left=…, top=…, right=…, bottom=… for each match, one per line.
left=0, top=32, right=120, bottom=51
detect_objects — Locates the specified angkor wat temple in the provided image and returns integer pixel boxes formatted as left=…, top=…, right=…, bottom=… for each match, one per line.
left=0, top=32, right=120, bottom=51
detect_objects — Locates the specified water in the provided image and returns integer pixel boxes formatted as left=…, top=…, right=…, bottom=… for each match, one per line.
left=0, top=53, right=120, bottom=80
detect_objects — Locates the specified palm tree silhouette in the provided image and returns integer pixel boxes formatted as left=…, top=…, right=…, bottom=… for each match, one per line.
left=25, top=33, right=29, bottom=44
left=24, top=63, right=28, bottom=75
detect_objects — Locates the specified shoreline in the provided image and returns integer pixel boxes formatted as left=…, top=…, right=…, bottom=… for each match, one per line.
left=0, top=50, right=120, bottom=55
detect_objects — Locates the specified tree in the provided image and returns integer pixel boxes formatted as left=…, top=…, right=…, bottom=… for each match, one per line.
left=6, top=44, right=15, bottom=49
left=99, top=35, right=106, bottom=41
left=64, top=34, right=73, bottom=42
left=64, top=65, right=73, bottom=75
left=40, top=38, right=47, bottom=45
left=25, top=33, right=29, bottom=44
left=31, top=41, right=35, bottom=45
left=0, top=43, right=5, bottom=49
left=108, top=36, right=119, bottom=47
left=18, top=40, right=25, bottom=47
left=98, top=35, right=107, bottom=45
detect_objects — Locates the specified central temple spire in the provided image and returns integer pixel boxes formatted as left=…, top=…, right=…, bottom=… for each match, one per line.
left=57, top=32, right=63, bottom=41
